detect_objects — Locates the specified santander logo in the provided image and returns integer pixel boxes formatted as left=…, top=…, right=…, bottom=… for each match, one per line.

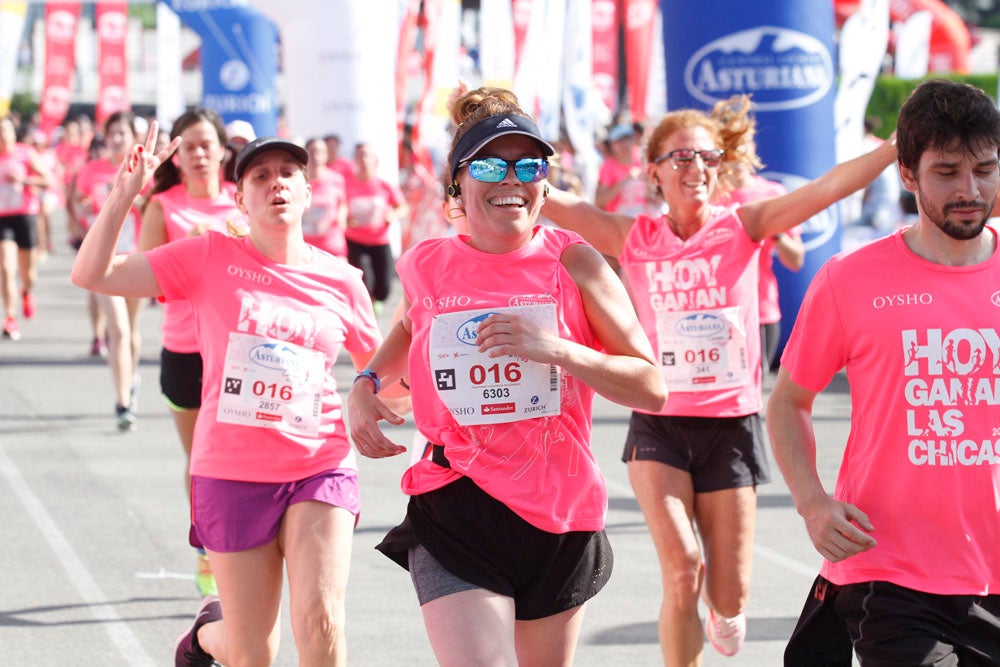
left=684, top=26, right=834, bottom=111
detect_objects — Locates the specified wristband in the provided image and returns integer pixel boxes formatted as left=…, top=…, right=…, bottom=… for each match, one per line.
left=353, top=369, right=381, bottom=394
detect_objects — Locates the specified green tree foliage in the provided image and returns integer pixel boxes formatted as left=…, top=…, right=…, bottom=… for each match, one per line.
left=866, top=74, right=999, bottom=140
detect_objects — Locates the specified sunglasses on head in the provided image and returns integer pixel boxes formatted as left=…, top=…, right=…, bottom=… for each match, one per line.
left=653, top=148, right=725, bottom=170
left=464, top=157, right=549, bottom=183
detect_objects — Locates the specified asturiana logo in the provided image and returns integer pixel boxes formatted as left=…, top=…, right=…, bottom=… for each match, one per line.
left=250, top=343, right=302, bottom=370
left=456, top=312, right=498, bottom=346
left=684, top=26, right=833, bottom=111
left=675, top=313, right=726, bottom=338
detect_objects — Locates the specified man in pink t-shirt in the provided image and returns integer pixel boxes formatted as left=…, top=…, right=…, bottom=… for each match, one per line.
left=768, top=80, right=1000, bottom=665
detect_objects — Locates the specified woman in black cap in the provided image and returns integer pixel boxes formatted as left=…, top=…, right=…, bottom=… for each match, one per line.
left=71, top=126, right=391, bottom=667
left=348, top=86, right=667, bottom=666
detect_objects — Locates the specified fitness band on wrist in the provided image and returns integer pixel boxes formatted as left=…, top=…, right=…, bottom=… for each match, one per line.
left=353, top=369, right=381, bottom=394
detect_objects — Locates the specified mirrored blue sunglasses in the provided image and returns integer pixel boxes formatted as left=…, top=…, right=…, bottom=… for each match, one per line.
left=465, top=157, right=549, bottom=183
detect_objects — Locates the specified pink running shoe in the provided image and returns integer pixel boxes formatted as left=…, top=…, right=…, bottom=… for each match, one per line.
left=2, top=316, right=20, bottom=341
left=21, top=291, right=35, bottom=319
left=705, top=608, right=746, bottom=657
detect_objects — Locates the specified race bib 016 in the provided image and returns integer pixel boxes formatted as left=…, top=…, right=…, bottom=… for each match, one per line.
left=428, top=304, right=561, bottom=425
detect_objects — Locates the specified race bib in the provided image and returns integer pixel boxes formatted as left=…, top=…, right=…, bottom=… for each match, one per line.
left=216, top=332, right=326, bottom=436
left=301, top=204, right=330, bottom=236
left=429, top=304, right=561, bottom=425
left=655, top=306, right=751, bottom=392
left=0, top=179, right=24, bottom=212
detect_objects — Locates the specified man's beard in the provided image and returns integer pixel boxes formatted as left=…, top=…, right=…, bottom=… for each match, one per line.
left=918, top=191, right=989, bottom=241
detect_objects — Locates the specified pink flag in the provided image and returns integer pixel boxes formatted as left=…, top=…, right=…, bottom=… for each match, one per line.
left=511, top=0, right=533, bottom=71
left=624, top=0, right=656, bottom=122
left=39, top=2, right=80, bottom=136
left=591, top=0, right=619, bottom=118
left=95, top=1, right=130, bottom=128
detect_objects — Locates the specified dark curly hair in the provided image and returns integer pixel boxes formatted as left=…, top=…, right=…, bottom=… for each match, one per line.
left=896, top=79, right=1000, bottom=171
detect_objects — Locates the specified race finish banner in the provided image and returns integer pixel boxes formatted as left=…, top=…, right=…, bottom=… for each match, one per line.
left=660, top=0, right=839, bottom=353
left=170, top=0, right=279, bottom=136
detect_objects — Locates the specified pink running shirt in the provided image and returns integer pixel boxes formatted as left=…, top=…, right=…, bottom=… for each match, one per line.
left=598, top=156, right=648, bottom=216
left=0, top=144, right=41, bottom=216
left=398, top=226, right=606, bottom=533
left=74, top=158, right=140, bottom=250
left=152, top=183, right=244, bottom=353
left=782, top=227, right=1000, bottom=596
left=620, top=207, right=763, bottom=417
left=344, top=175, right=403, bottom=246
left=304, top=171, right=347, bottom=257
left=146, top=232, right=381, bottom=482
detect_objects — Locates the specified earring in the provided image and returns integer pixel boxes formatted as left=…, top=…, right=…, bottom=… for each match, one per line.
left=447, top=183, right=461, bottom=197
left=543, top=184, right=550, bottom=197
left=447, top=206, right=466, bottom=220
left=455, top=197, right=462, bottom=205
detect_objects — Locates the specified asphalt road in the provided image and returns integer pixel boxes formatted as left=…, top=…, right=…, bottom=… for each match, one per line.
left=0, top=222, right=855, bottom=666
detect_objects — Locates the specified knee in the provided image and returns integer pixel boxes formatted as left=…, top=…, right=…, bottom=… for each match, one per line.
left=703, top=568, right=749, bottom=617
left=294, top=596, right=345, bottom=655
left=661, top=556, right=702, bottom=611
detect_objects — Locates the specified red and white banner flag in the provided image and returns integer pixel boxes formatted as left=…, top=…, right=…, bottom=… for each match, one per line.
left=95, top=0, right=130, bottom=128
left=39, top=2, right=79, bottom=136
left=397, top=0, right=422, bottom=135
left=511, top=0, right=533, bottom=72
left=591, top=0, right=619, bottom=118
left=624, top=0, right=656, bottom=122
left=411, top=0, right=442, bottom=173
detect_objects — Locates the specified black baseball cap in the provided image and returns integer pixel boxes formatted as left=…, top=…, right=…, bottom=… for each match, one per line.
left=448, top=114, right=555, bottom=182
left=233, top=137, right=309, bottom=181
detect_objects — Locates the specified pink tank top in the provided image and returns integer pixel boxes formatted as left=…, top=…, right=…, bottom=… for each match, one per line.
left=398, top=226, right=607, bottom=533
left=718, top=176, right=793, bottom=325
left=152, top=183, right=244, bottom=353
left=620, top=207, right=763, bottom=417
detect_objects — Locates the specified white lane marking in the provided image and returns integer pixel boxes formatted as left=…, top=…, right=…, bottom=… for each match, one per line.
left=135, top=569, right=194, bottom=581
left=0, top=445, right=157, bottom=667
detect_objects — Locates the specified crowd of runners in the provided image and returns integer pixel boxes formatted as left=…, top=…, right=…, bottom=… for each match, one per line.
left=3, top=76, right=998, bottom=666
